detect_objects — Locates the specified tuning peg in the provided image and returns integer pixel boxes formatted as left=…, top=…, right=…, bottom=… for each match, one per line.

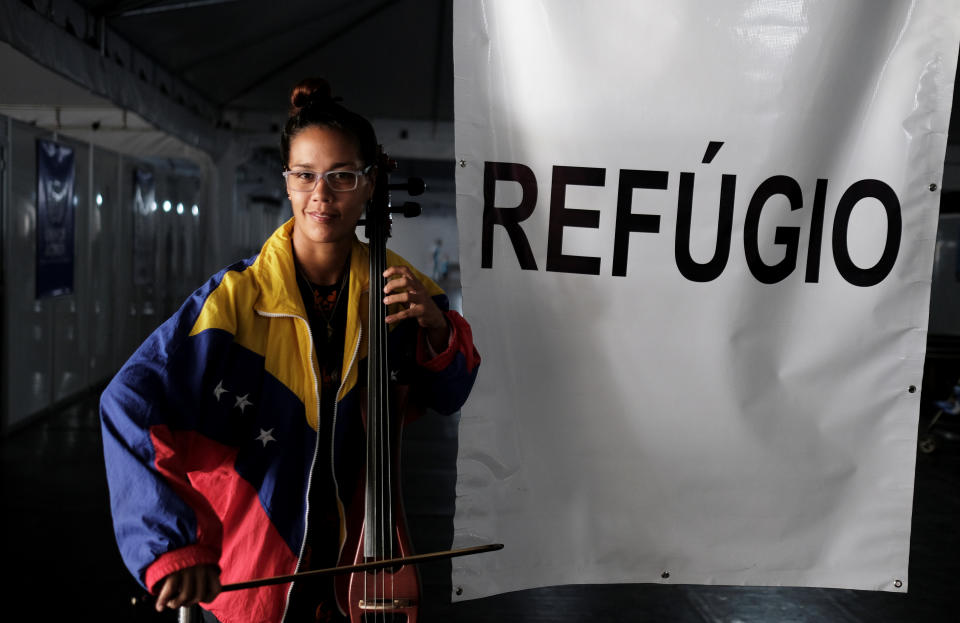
left=388, top=177, right=426, bottom=196
left=391, top=201, right=421, bottom=218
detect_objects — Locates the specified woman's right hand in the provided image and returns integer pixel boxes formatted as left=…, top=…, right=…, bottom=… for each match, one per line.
left=155, top=564, right=222, bottom=611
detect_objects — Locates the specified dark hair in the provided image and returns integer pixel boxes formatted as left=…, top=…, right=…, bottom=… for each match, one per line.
left=280, top=77, right=378, bottom=168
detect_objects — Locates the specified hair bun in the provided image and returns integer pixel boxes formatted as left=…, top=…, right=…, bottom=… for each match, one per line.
left=281, top=77, right=377, bottom=168
left=289, top=78, right=339, bottom=116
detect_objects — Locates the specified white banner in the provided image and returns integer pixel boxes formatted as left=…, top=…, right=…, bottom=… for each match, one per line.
left=452, top=0, right=959, bottom=598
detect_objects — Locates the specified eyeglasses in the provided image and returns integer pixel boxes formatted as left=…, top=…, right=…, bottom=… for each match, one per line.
left=282, top=165, right=372, bottom=192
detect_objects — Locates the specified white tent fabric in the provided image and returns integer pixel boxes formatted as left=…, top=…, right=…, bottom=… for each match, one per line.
left=451, top=0, right=959, bottom=599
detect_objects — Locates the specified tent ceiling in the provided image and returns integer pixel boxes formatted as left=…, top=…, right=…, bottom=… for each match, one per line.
left=66, top=1, right=960, bottom=147
left=72, top=0, right=453, bottom=125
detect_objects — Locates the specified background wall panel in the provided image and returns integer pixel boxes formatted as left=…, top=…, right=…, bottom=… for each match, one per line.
left=50, top=134, right=88, bottom=402
left=5, top=119, right=53, bottom=428
left=0, top=114, right=211, bottom=433
left=89, top=146, right=118, bottom=382
left=133, top=162, right=159, bottom=347
left=113, top=156, right=140, bottom=370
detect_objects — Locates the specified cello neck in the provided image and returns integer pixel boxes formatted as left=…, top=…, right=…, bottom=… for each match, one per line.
left=363, top=147, right=393, bottom=560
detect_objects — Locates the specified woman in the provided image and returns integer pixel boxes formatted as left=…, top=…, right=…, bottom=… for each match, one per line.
left=100, top=78, right=480, bottom=623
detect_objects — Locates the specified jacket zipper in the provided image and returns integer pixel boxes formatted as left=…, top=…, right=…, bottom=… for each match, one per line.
left=256, top=309, right=364, bottom=621
left=332, top=325, right=362, bottom=563
left=255, top=309, right=320, bottom=623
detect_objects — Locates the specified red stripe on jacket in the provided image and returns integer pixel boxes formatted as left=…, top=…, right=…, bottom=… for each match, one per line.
left=146, top=428, right=299, bottom=622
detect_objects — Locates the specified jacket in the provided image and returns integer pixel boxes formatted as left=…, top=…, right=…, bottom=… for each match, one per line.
left=100, top=219, right=480, bottom=622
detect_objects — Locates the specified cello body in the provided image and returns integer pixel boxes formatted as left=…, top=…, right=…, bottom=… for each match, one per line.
left=336, top=388, right=420, bottom=623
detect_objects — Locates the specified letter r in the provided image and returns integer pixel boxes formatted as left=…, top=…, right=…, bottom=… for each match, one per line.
left=482, top=162, right=539, bottom=270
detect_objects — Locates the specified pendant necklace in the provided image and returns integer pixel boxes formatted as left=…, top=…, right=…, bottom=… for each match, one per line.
left=297, top=263, right=348, bottom=340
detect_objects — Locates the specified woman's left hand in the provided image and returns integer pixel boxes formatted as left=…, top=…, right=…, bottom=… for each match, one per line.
left=383, top=265, right=450, bottom=351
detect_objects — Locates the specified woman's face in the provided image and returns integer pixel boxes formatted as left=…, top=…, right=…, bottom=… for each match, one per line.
left=287, top=125, right=373, bottom=249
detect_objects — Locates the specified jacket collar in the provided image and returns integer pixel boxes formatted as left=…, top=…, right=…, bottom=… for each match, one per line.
left=253, top=218, right=371, bottom=319
left=253, top=218, right=371, bottom=400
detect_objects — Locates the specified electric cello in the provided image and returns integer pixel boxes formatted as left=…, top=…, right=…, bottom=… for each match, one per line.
left=336, top=147, right=429, bottom=622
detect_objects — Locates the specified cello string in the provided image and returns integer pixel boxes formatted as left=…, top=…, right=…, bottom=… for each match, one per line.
left=386, top=228, right=392, bottom=620
left=380, top=205, right=389, bottom=622
left=370, top=206, right=376, bottom=622
left=382, top=211, right=388, bottom=621
left=379, top=242, right=384, bottom=622
left=367, top=192, right=380, bottom=622
left=380, top=221, right=393, bottom=621
left=379, top=218, right=387, bottom=622
left=373, top=208, right=379, bottom=622
left=376, top=207, right=381, bottom=621
left=384, top=215, right=391, bottom=620
left=386, top=227, right=394, bottom=615
left=373, top=201, right=378, bottom=620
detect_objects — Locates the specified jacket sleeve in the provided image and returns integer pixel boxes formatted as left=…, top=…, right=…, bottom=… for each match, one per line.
left=100, top=302, right=225, bottom=592
left=381, top=250, right=481, bottom=416
left=414, top=307, right=481, bottom=416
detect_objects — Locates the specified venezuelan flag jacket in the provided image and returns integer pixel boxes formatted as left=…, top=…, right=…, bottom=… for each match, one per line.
left=100, top=220, right=480, bottom=623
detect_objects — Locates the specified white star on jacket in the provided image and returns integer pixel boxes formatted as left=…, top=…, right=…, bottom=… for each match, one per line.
left=234, top=393, right=253, bottom=413
left=213, top=380, right=228, bottom=401
left=256, top=428, right=276, bottom=447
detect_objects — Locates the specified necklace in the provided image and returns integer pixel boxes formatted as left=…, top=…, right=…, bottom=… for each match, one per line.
left=297, top=263, right=349, bottom=340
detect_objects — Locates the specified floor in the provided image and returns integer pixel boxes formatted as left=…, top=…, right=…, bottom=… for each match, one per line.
left=1, top=387, right=957, bottom=622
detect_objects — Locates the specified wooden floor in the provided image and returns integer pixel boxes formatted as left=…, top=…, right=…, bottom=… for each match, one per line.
left=2, top=390, right=957, bottom=622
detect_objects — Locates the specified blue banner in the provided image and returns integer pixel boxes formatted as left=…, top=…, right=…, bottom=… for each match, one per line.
left=36, top=139, right=75, bottom=298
